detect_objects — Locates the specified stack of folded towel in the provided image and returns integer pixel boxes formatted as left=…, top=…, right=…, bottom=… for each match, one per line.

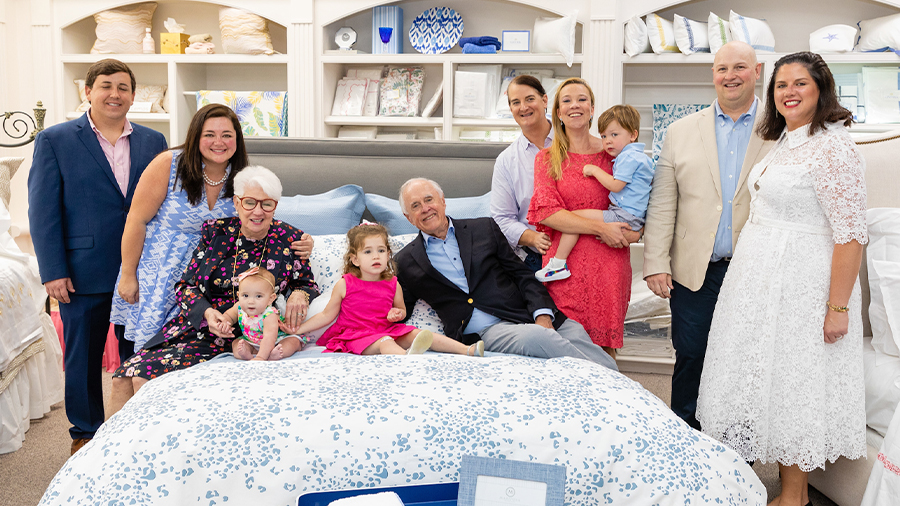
left=460, top=36, right=501, bottom=54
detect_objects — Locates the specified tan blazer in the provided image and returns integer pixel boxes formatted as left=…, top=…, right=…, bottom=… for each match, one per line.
left=643, top=103, right=774, bottom=291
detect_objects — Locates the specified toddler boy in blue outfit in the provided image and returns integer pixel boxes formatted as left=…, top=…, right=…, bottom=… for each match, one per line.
left=536, top=104, right=655, bottom=282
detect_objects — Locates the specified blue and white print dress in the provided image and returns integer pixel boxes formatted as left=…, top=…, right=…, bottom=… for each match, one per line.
left=110, top=150, right=235, bottom=351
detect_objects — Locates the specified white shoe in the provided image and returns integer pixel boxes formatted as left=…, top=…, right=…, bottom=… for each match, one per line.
left=407, top=330, right=433, bottom=355
left=534, top=261, right=571, bottom=282
left=467, top=341, right=485, bottom=357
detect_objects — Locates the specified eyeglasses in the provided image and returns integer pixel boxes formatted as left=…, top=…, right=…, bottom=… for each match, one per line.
left=237, top=196, right=278, bottom=212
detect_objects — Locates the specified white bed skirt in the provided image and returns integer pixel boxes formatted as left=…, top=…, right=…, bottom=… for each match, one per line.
left=0, top=313, right=64, bottom=454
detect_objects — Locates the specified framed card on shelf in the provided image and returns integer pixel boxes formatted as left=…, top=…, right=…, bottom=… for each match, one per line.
left=502, top=31, right=530, bottom=52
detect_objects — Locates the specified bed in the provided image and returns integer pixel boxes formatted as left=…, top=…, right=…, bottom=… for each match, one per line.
left=0, top=197, right=64, bottom=454
left=38, top=138, right=766, bottom=504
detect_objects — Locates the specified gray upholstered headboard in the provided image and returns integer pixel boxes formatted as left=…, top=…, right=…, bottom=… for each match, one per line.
left=245, top=138, right=509, bottom=199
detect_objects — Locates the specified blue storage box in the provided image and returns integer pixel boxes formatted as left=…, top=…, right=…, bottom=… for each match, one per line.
left=298, top=482, right=458, bottom=506
left=373, top=5, right=403, bottom=54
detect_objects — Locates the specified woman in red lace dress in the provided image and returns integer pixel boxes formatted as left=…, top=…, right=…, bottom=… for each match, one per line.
left=527, top=78, right=636, bottom=357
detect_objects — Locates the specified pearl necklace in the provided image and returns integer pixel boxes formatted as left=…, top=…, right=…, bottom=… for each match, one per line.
left=203, top=170, right=227, bottom=186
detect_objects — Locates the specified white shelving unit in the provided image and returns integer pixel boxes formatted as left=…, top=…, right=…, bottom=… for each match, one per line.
left=613, top=0, right=900, bottom=137
left=315, top=0, right=589, bottom=140
left=54, top=0, right=290, bottom=145
left=47, top=0, right=900, bottom=143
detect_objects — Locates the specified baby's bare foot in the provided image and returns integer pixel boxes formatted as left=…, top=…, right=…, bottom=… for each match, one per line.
left=269, top=344, right=284, bottom=361
left=233, top=340, right=253, bottom=360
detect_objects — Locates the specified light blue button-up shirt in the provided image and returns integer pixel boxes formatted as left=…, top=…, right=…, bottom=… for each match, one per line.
left=422, top=219, right=552, bottom=334
left=712, top=97, right=758, bottom=261
left=490, top=126, right=553, bottom=255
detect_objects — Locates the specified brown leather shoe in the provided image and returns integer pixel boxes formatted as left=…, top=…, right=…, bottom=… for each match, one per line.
left=70, top=438, right=91, bottom=455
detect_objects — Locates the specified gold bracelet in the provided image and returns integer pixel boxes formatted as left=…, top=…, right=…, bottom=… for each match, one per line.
left=826, top=301, right=849, bottom=313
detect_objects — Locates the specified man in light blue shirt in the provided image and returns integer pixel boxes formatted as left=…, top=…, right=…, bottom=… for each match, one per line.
left=490, top=75, right=553, bottom=272
left=396, top=178, right=617, bottom=371
left=643, top=41, right=773, bottom=430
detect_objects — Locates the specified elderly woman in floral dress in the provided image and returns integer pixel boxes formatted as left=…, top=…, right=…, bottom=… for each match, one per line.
left=109, top=166, right=318, bottom=415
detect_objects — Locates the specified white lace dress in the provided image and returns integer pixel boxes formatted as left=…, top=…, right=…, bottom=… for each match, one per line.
left=696, top=122, right=868, bottom=471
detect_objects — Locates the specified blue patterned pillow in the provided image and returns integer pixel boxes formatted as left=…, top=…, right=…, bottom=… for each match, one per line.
left=365, top=192, right=492, bottom=235
left=652, top=104, right=710, bottom=163
left=276, top=185, right=365, bottom=235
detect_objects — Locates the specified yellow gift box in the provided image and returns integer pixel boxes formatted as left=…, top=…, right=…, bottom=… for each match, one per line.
left=160, top=33, right=190, bottom=54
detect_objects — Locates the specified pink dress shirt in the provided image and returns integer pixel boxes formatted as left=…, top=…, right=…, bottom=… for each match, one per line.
left=86, top=108, right=133, bottom=195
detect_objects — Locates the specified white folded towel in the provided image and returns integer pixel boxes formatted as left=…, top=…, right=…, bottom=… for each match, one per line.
left=328, top=491, right=404, bottom=506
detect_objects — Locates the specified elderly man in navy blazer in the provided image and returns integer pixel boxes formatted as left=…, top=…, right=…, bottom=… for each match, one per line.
left=394, top=178, right=617, bottom=370
left=28, top=59, right=167, bottom=454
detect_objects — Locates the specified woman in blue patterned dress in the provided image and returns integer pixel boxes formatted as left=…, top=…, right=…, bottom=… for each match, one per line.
left=110, top=104, right=312, bottom=355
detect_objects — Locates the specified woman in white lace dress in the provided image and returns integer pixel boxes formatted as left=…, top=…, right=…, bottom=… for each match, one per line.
left=696, top=52, right=867, bottom=506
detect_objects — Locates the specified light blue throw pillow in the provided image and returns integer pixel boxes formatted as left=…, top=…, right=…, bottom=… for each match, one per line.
left=365, top=192, right=492, bottom=235
left=275, top=184, right=365, bottom=235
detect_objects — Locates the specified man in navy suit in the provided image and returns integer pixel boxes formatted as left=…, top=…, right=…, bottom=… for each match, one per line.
left=28, top=59, right=168, bottom=454
left=395, top=178, right=616, bottom=370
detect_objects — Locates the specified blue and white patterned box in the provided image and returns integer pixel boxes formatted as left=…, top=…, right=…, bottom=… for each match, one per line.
left=372, top=6, right=403, bottom=54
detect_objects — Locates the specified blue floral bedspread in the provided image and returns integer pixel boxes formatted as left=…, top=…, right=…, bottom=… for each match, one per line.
left=40, top=353, right=764, bottom=505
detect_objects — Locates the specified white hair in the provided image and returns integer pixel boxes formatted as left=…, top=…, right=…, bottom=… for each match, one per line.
left=233, top=165, right=282, bottom=201
left=398, top=177, right=444, bottom=214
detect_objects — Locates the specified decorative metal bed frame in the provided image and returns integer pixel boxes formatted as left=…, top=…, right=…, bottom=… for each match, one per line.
left=1, top=101, right=45, bottom=148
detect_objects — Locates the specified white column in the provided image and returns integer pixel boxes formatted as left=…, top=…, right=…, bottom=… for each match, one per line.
left=586, top=17, right=620, bottom=113
left=291, top=21, right=316, bottom=137
left=31, top=0, right=53, bottom=123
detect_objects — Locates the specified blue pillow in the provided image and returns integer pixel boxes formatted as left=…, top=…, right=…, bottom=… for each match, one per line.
left=275, top=184, right=365, bottom=235
left=365, top=192, right=492, bottom=235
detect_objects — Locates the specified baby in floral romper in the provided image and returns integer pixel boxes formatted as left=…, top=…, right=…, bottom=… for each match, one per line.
left=218, top=267, right=304, bottom=361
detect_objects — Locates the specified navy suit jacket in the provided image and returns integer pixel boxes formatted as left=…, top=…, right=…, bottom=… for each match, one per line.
left=395, top=217, right=566, bottom=345
left=28, top=113, right=167, bottom=295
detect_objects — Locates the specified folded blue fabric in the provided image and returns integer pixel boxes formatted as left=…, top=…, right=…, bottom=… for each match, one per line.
left=459, top=36, right=501, bottom=49
left=462, top=43, right=497, bottom=54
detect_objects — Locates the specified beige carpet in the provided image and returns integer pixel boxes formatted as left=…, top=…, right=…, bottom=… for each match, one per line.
left=0, top=370, right=838, bottom=506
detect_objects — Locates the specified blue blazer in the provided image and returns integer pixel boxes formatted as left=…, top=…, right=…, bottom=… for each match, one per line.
left=28, top=113, right=167, bottom=295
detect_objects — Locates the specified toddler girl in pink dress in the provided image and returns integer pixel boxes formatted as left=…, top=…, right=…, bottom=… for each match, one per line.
left=296, top=223, right=484, bottom=356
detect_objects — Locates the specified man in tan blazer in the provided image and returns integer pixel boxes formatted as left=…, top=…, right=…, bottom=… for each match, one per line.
left=643, top=41, right=774, bottom=430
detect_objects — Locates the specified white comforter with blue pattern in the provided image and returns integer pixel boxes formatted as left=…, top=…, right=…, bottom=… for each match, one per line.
left=40, top=352, right=765, bottom=505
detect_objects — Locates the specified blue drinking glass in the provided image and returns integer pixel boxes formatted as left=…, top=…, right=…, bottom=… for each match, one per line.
left=379, top=27, right=393, bottom=45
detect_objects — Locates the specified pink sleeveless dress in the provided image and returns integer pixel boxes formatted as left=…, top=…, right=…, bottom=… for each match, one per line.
left=316, top=274, right=418, bottom=354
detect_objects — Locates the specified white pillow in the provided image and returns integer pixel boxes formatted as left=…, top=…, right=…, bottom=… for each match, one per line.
left=623, top=15, right=650, bottom=57
left=673, top=14, right=710, bottom=55
left=533, top=12, right=577, bottom=66
left=809, top=24, right=857, bottom=53
left=646, top=14, right=679, bottom=54
left=219, top=7, right=275, bottom=55
left=729, top=10, right=775, bottom=53
left=90, top=2, right=157, bottom=54
left=708, top=12, right=733, bottom=54
left=857, top=12, right=900, bottom=53
left=867, top=208, right=900, bottom=359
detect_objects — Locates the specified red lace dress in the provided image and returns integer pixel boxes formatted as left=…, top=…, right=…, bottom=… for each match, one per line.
left=528, top=150, right=631, bottom=348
